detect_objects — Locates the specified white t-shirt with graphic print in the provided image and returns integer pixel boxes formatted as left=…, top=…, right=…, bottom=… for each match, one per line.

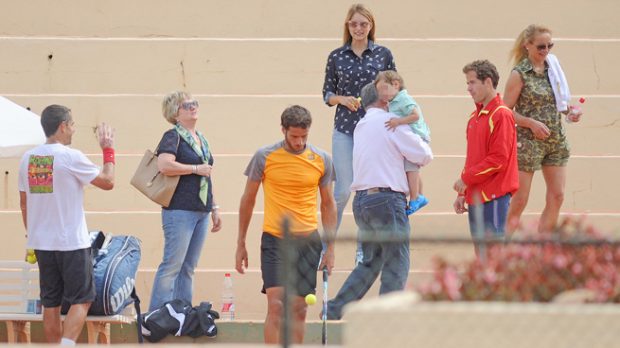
left=18, top=143, right=100, bottom=251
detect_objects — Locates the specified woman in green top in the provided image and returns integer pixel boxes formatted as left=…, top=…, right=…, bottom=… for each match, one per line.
left=503, top=24, right=583, bottom=234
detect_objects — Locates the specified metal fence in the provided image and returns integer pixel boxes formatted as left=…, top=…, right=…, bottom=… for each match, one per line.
left=277, top=216, right=620, bottom=347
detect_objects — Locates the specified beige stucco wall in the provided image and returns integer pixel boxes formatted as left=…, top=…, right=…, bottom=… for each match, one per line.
left=1, top=0, right=619, bottom=319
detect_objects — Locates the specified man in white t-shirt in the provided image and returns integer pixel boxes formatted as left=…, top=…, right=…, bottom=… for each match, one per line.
left=18, top=104, right=115, bottom=346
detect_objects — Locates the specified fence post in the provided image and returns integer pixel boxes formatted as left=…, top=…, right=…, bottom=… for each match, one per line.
left=280, top=216, right=296, bottom=348
left=471, top=197, right=487, bottom=263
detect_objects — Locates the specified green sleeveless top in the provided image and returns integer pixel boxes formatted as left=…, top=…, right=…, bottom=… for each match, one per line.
left=513, top=58, right=565, bottom=141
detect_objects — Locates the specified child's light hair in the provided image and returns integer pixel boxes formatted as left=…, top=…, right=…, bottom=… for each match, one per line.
left=374, top=70, right=405, bottom=90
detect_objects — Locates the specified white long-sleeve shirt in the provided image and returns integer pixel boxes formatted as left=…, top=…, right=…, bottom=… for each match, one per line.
left=351, top=107, right=433, bottom=195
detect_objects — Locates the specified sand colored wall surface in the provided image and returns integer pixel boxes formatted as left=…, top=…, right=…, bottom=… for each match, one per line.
left=1, top=0, right=619, bottom=319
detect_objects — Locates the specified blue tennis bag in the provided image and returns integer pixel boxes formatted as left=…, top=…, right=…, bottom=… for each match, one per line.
left=60, top=232, right=144, bottom=342
left=62, top=232, right=142, bottom=316
left=90, top=233, right=142, bottom=316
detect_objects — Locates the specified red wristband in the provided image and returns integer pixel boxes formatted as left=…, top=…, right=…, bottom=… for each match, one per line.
left=103, top=148, right=115, bottom=164
left=458, top=193, right=465, bottom=197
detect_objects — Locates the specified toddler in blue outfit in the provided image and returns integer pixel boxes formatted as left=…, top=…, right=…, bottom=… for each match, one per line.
left=375, top=70, right=431, bottom=215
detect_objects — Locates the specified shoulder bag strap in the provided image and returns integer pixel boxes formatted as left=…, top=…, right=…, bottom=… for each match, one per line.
left=154, top=130, right=181, bottom=156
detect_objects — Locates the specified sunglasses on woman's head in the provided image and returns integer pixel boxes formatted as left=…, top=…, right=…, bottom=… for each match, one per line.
left=536, top=43, right=554, bottom=51
left=180, top=101, right=199, bottom=110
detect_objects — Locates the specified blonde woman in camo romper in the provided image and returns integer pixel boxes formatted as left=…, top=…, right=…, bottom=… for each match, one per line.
left=504, top=24, right=583, bottom=234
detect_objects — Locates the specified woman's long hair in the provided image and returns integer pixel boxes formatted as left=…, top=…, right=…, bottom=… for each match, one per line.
left=342, top=4, right=376, bottom=45
left=509, top=24, right=552, bottom=66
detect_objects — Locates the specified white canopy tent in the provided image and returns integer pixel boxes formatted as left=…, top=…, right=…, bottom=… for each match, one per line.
left=0, top=96, right=45, bottom=158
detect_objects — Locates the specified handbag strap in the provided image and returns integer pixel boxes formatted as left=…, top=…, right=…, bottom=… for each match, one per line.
left=155, top=130, right=181, bottom=156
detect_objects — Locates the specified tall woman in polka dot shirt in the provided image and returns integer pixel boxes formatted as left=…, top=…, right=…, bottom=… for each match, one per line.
left=322, top=4, right=396, bottom=263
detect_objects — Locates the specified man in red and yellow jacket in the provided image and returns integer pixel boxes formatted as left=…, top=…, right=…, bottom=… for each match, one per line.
left=454, top=60, right=519, bottom=243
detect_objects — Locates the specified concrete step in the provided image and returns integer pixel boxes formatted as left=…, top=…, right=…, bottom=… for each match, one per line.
left=0, top=208, right=477, bottom=269
left=150, top=320, right=344, bottom=345
left=3, top=95, right=619, bottom=156
left=2, top=155, right=619, bottom=212
left=1, top=0, right=618, bottom=38
left=0, top=319, right=344, bottom=345
left=135, top=269, right=440, bottom=321
left=0, top=40, right=617, bottom=95
left=2, top=208, right=619, bottom=270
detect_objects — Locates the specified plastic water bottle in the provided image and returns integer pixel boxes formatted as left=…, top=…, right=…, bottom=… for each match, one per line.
left=566, top=97, right=585, bottom=123
left=220, top=273, right=235, bottom=320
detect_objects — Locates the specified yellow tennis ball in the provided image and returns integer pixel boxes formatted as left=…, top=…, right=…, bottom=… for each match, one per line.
left=26, top=253, right=37, bottom=264
left=26, top=255, right=36, bottom=264
left=26, top=249, right=37, bottom=264
left=305, top=294, right=317, bottom=305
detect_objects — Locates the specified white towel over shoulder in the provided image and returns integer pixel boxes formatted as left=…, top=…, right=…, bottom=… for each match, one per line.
left=546, top=53, right=571, bottom=112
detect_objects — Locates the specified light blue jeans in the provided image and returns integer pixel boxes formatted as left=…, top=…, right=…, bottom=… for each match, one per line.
left=332, top=130, right=364, bottom=262
left=149, top=209, right=210, bottom=311
left=326, top=190, right=410, bottom=319
left=332, top=130, right=354, bottom=231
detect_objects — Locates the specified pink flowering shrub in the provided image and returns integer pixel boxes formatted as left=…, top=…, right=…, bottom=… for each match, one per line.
left=419, top=218, right=620, bottom=303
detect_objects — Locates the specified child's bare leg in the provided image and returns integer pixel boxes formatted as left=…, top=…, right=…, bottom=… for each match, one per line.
left=407, top=171, right=420, bottom=200
left=406, top=170, right=428, bottom=215
left=418, top=173, right=423, bottom=195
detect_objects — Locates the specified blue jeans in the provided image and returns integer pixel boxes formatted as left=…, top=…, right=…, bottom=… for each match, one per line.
left=326, top=189, right=410, bottom=319
left=468, top=194, right=511, bottom=239
left=332, top=130, right=364, bottom=262
left=332, top=130, right=354, bottom=231
left=149, top=209, right=210, bottom=311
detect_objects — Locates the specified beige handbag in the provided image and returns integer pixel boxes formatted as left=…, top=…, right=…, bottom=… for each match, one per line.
left=130, top=134, right=180, bottom=207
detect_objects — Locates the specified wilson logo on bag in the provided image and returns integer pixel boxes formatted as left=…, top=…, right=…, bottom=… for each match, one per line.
left=91, top=234, right=142, bottom=315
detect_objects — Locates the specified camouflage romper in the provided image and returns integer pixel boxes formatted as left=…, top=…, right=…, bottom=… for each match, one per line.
left=513, top=58, right=570, bottom=172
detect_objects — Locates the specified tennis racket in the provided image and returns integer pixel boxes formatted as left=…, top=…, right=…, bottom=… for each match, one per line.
left=322, top=267, right=328, bottom=345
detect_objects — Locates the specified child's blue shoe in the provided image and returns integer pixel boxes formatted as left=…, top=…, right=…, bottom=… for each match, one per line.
left=406, top=195, right=428, bottom=215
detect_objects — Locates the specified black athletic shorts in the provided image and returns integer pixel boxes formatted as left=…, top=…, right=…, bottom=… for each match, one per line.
left=35, top=248, right=96, bottom=308
left=260, top=231, right=322, bottom=296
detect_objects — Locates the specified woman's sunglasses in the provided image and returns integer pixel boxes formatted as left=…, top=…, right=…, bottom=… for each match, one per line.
left=180, top=100, right=199, bottom=110
left=536, top=43, right=554, bottom=51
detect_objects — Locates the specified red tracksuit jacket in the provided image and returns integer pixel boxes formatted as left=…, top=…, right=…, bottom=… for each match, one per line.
left=461, top=94, right=519, bottom=205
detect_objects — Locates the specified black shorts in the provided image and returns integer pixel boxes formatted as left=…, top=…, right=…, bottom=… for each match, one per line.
left=260, top=231, right=322, bottom=297
left=35, top=248, right=96, bottom=308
